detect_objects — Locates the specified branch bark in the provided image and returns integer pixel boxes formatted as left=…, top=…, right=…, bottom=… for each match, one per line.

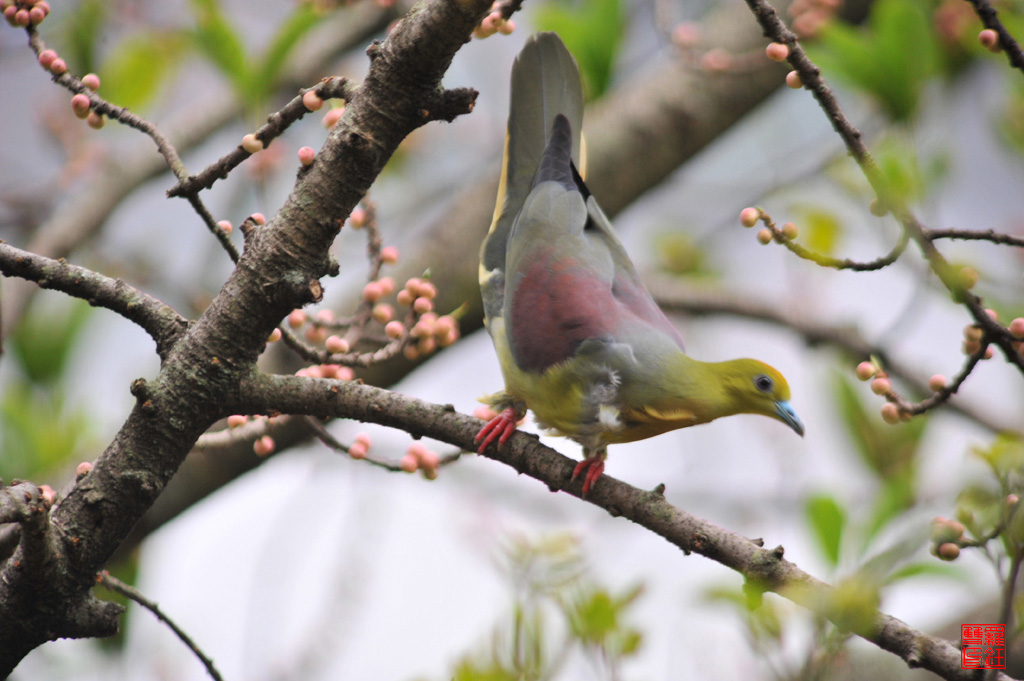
left=0, top=0, right=491, bottom=673
left=237, top=373, right=1000, bottom=681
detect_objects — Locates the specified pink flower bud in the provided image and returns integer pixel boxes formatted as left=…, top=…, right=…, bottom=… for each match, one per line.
left=82, top=73, right=100, bottom=90
left=217, top=219, right=233, bottom=234
left=363, top=281, right=384, bottom=302
left=855, top=361, right=876, bottom=381
left=297, top=146, right=316, bottom=166
left=928, top=374, right=947, bottom=392
left=50, top=58, right=67, bottom=75
left=251, top=212, right=266, bottom=225
left=396, top=289, right=414, bottom=307
left=399, top=453, right=419, bottom=472
left=756, top=228, right=773, bottom=245
left=302, top=90, right=323, bottom=111
left=349, top=442, right=367, bottom=459
left=355, top=432, right=372, bottom=448
left=385, top=321, right=404, bottom=339
left=880, top=403, right=900, bottom=424
left=380, top=246, right=399, bottom=263
left=38, top=49, right=57, bottom=69
left=242, top=133, right=263, bottom=154
left=76, top=461, right=93, bottom=477
left=377, top=276, right=395, bottom=295
left=739, top=207, right=759, bottom=227
left=413, top=297, right=433, bottom=314
left=267, top=328, right=282, bottom=343
left=71, top=93, right=90, bottom=119
left=765, top=42, right=789, bottom=62
left=254, top=436, right=275, bottom=457
left=322, top=106, right=344, bottom=129
left=349, top=206, right=366, bottom=229
left=227, top=414, right=248, bottom=428
left=1010, top=318, right=1024, bottom=339
left=979, top=28, right=1001, bottom=52
left=870, top=377, right=891, bottom=395
left=86, top=111, right=104, bottom=129
left=785, top=70, right=803, bottom=89
left=417, top=281, right=437, bottom=300
left=325, top=335, right=350, bottom=354
left=288, top=309, right=306, bottom=328
left=372, top=303, right=394, bottom=323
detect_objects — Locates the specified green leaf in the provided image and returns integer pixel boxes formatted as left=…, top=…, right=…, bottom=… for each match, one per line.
left=189, top=0, right=251, bottom=101
left=808, top=0, right=941, bottom=121
left=99, top=31, right=187, bottom=112
left=533, top=0, right=623, bottom=98
left=63, top=0, right=106, bottom=75
left=806, top=494, right=847, bottom=567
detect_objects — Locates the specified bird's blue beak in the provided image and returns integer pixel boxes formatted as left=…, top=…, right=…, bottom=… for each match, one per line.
left=774, top=400, right=805, bottom=437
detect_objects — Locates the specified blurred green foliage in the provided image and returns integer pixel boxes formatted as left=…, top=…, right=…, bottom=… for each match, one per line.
left=436, top=533, right=644, bottom=681
left=534, top=0, right=623, bottom=99
left=1, top=298, right=96, bottom=480
left=57, top=0, right=326, bottom=113
left=807, top=0, right=942, bottom=121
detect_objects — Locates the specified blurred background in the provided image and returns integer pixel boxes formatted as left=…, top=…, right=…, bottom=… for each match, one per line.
left=1, top=0, right=1023, bottom=678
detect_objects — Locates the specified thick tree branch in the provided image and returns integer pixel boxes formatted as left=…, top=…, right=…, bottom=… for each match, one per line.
left=0, top=0, right=491, bottom=672
left=2, top=2, right=397, bottom=332
left=237, top=373, right=997, bottom=681
left=0, top=241, right=189, bottom=360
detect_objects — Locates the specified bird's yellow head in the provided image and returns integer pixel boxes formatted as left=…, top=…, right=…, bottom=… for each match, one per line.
left=716, top=358, right=804, bottom=436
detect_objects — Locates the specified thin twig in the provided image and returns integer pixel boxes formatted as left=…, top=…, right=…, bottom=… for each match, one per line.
left=742, top=0, right=1024, bottom=379
left=168, top=77, right=355, bottom=198
left=99, top=572, right=224, bottom=681
left=925, top=228, right=1024, bottom=248
left=26, top=28, right=189, bottom=182
left=963, top=0, right=1024, bottom=74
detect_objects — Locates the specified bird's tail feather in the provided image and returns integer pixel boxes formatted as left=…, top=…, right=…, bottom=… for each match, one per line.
left=480, top=32, right=584, bottom=278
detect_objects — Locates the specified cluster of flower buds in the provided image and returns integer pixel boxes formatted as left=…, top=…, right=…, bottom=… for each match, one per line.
left=855, top=361, right=910, bottom=424
left=69, top=73, right=104, bottom=129
left=473, top=0, right=514, bottom=39
left=399, top=442, right=441, bottom=479
left=2, top=0, right=49, bottom=27
left=929, top=516, right=966, bottom=561
left=740, top=207, right=798, bottom=244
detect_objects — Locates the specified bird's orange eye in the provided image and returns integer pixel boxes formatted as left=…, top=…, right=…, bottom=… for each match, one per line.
left=755, top=375, right=773, bottom=392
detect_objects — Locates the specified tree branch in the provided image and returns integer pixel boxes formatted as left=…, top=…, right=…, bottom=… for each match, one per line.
left=237, top=373, right=998, bottom=681
left=0, top=0, right=492, bottom=672
left=646, top=279, right=1017, bottom=434
left=0, top=241, right=189, bottom=359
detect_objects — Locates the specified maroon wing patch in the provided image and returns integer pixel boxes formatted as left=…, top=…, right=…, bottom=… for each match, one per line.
left=508, top=252, right=619, bottom=372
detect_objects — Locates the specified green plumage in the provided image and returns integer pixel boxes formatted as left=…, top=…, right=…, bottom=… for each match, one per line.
left=476, top=33, right=803, bottom=494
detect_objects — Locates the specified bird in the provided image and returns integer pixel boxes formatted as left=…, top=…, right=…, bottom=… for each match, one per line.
left=475, top=32, right=804, bottom=496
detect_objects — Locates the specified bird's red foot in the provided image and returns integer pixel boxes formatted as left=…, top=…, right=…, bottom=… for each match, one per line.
left=475, top=407, right=520, bottom=453
left=571, top=458, right=605, bottom=496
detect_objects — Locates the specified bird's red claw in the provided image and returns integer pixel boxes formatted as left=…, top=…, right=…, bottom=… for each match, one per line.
left=571, top=458, right=605, bottom=496
left=474, top=407, right=521, bottom=454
